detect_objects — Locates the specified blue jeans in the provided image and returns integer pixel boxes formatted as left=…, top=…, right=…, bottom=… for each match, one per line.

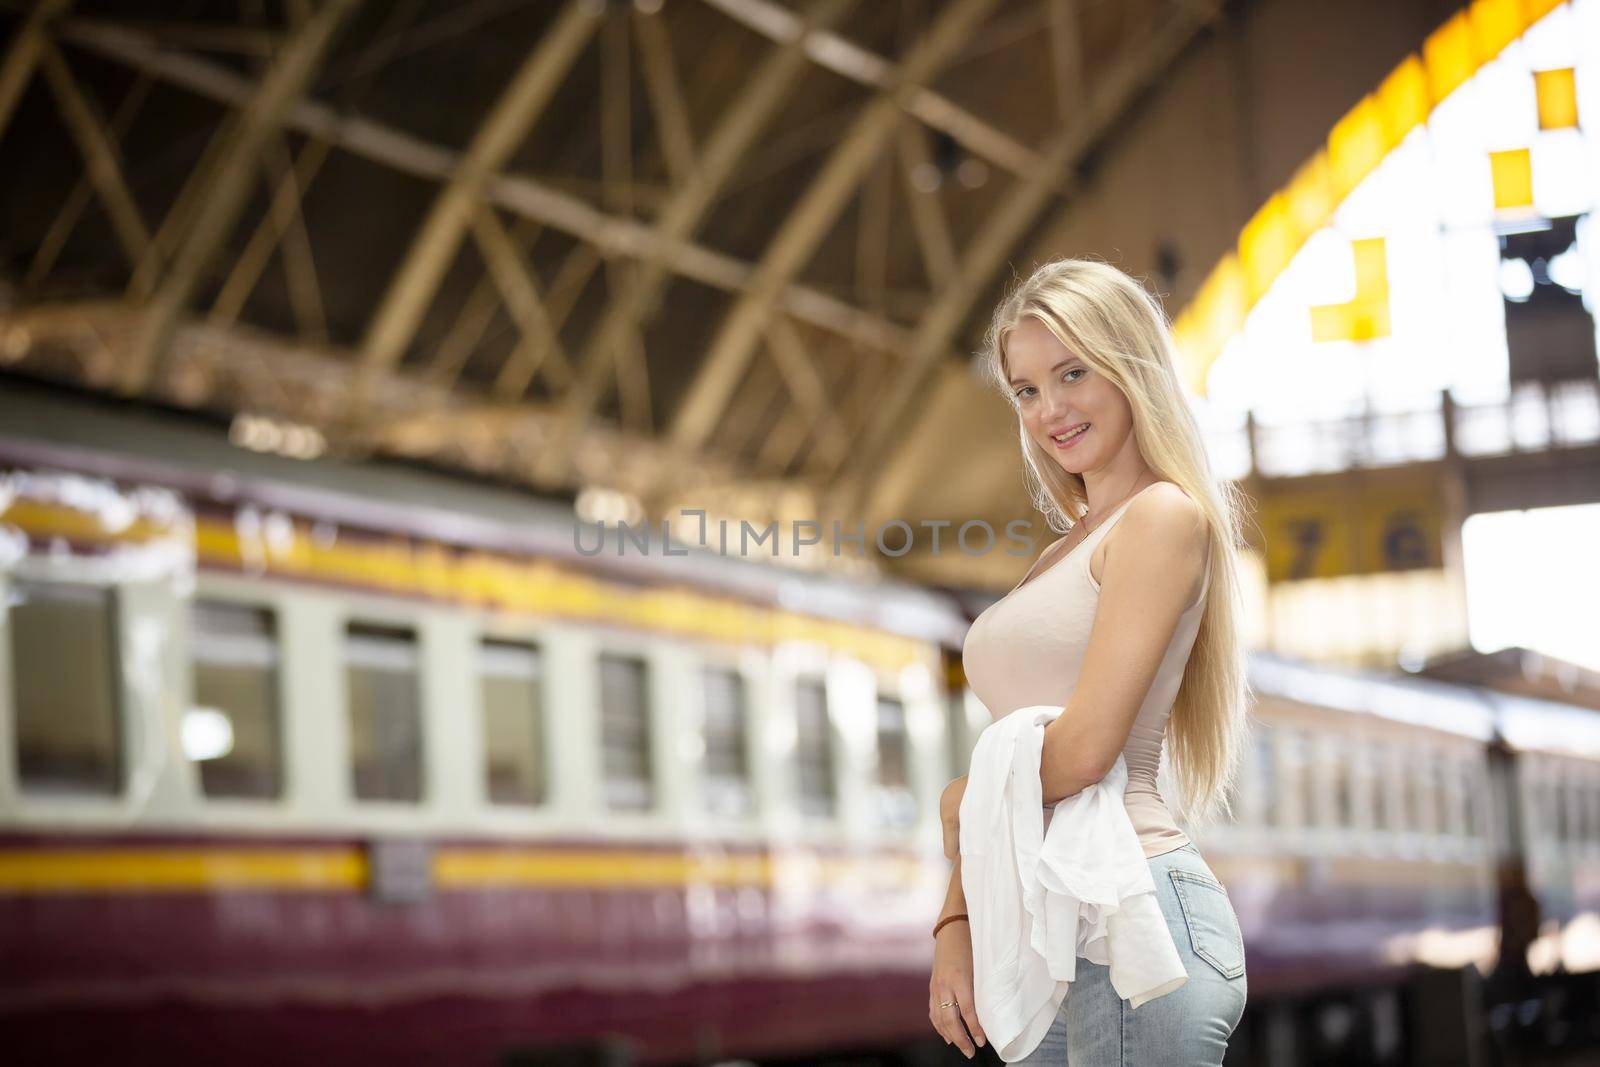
left=1010, top=842, right=1248, bottom=1066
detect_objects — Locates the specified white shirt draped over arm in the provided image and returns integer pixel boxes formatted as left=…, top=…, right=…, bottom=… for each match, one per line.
left=958, top=704, right=1187, bottom=1062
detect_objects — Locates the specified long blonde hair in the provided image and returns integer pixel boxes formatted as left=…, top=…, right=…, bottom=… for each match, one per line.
left=978, top=255, right=1255, bottom=831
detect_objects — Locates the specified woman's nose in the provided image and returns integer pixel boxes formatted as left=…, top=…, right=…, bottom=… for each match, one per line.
left=1041, top=388, right=1069, bottom=419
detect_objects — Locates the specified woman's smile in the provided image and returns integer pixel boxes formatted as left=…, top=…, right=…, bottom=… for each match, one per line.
left=1050, top=423, right=1090, bottom=449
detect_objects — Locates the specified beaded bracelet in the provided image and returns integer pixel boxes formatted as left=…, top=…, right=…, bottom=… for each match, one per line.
left=932, top=913, right=969, bottom=939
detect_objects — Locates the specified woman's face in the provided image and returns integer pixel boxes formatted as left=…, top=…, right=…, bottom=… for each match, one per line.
left=1003, top=315, right=1134, bottom=476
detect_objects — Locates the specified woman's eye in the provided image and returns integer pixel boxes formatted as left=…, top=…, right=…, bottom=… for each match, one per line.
left=1063, top=368, right=1083, bottom=381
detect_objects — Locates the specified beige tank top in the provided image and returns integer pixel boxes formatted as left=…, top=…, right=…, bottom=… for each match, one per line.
left=961, top=482, right=1208, bottom=859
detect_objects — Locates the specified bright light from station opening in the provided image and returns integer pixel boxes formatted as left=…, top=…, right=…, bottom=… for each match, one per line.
left=1462, top=503, right=1600, bottom=671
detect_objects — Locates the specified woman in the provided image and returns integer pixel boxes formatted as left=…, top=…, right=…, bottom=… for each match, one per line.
left=928, top=257, right=1254, bottom=1065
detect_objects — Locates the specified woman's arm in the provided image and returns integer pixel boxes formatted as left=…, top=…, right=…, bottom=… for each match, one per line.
left=939, top=774, right=967, bottom=860
left=929, top=853, right=985, bottom=1057
left=938, top=852, right=967, bottom=922
left=1040, top=486, right=1209, bottom=805
left=931, top=772, right=981, bottom=1052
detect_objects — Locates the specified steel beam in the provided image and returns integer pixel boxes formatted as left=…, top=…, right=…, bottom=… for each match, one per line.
left=843, top=0, right=1228, bottom=522
left=56, top=17, right=914, bottom=362
left=0, top=0, right=71, bottom=145
left=697, top=0, right=1041, bottom=182
left=36, top=38, right=150, bottom=268
left=664, top=0, right=1002, bottom=458
left=114, top=0, right=362, bottom=395
left=531, top=0, right=857, bottom=485
left=349, top=0, right=600, bottom=412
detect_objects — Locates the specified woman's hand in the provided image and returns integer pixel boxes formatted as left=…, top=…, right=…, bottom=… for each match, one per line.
left=940, top=774, right=967, bottom=860
left=929, top=918, right=986, bottom=1058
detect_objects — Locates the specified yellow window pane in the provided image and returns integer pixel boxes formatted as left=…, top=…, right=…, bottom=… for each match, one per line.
left=1423, top=12, right=1474, bottom=104
left=1310, top=302, right=1354, bottom=344
left=1173, top=329, right=1209, bottom=397
left=1352, top=300, right=1392, bottom=342
left=1490, top=147, right=1534, bottom=209
left=1310, top=299, right=1392, bottom=343
left=1535, top=68, right=1578, bottom=130
left=1309, top=238, right=1391, bottom=342
left=1327, top=97, right=1388, bottom=198
left=1239, top=194, right=1301, bottom=301
left=1206, top=254, right=1248, bottom=325
left=1174, top=255, right=1247, bottom=396
left=1351, top=236, right=1389, bottom=295
left=1283, top=151, right=1336, bottom=235
left=1468, top=0, right=1521, bottom=63
left=1376, top=56, right=1431, bottom=144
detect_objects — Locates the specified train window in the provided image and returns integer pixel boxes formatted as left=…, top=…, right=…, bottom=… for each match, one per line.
left=941, top=650, right=973, bottom=780
left=1399, top=753, right=1419, bottom=832
left=1548, top=778, right=1564, bottom=843
left=1570, top=777, right=1581, bottom=844
left=9, top=580, right=122, bottom=796
left=345, top=621, right=424, bottom=803
left=598, top=652, right=653, bottom=812
left=1349, top=737, right=1376, bottom=831
left=1302, top=734, right=1321, bottom=827
left=1461, top=761, right=1481, bottom=838
left=702, top=664, right=752, bottom=818
left=188, top=600, right=282, bottom=799
left=1437, top=752, right=1464, bottom=837
left=1221, top=766, right=1242, bottom=823
left=1516, top=777, right=1542, bottom=844
left=1413, top=748, right=1440, bottom=835
left=1583, top=773, right=1600, bottom=845
left=1370, top=739, right=1397, bottom=832
left=1583, top=778, right=1594, bottom=845
left=1515, top=766, right=1539, bottom=841
left=874, top=694, right=917, bottom=830
left=1572, top=773, right=1588, bottom=845
left=480, top=638, right=545, bottom=806
left=1554, top=773, right=1571, bottom=843
left=945, top=686, right=969, bottom=783
left=1587, top=774, right=1600, bottom=845
left=794, top=677, right=836, bottom=818
left=1574, top=775, right=1587, bottom=844
left=1528, top=777, right=1550, bottom=842
left=1253, top=731, right=1278, bottom=826
left=1330, top=740, right=1354, bottom=829
left=1281, top=729, right=1315, bottom=828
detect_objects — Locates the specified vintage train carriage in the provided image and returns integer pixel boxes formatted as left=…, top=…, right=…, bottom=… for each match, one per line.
left=1491, top=690, right=1600, bottom=933
left=1216, top=654, right=1502, bottom=997
left=0, top=386, right=968, bottom=1066
left=1197, top=657, right=1600, bottom=1062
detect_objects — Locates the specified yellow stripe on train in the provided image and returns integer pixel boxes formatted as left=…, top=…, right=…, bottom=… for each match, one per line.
left=0, top=849, right=367, bottom=892
left=0, top=847, right=931, bottom=894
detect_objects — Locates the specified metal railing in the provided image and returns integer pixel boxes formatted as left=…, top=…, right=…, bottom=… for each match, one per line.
left=1206, top=378, right=1600, bottom=479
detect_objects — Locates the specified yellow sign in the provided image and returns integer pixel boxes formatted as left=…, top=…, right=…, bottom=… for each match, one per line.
left=1260, top=482, right=1444, bottom=583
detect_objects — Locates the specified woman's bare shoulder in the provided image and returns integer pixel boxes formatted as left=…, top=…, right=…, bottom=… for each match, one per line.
left=1093, top=482, right=1208, bottom=581
left=1132, top=481, right=1206, bottom=534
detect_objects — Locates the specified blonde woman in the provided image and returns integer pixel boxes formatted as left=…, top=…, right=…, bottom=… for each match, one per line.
left=928, top=257, right=1254, bottom=1065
